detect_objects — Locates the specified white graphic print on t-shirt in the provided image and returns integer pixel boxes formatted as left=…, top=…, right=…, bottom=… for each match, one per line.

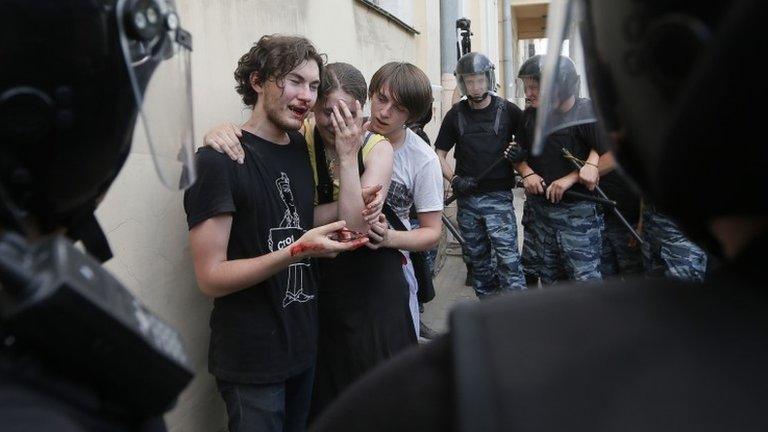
left=268, top=172, right=314, bottom=308
left=387, top=129, right=444, bottom=228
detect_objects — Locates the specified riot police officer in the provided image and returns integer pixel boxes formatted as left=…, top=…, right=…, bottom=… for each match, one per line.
left=435, top=52, right=526, bottom=298
left=1, top=0, right=195, bottom=429
left=511, top=54, right=605, bottom=285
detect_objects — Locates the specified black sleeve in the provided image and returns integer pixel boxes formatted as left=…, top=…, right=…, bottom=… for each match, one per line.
left=434, top=107, right=459, bottom=152
left=413, top=127, right=431, bottom=146
left=580, top=122, right=608, bottom=155
left=183, top=147, right=237, bottom=229
left=517, top=109, right=535, bottom=151
left=311, top=336, right=454, bottom=432
left=505, top=101, right=523, bottom=143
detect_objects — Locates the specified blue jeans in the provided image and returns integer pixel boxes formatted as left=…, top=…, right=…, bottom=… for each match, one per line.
left=216, top=366, right=314, bottom=432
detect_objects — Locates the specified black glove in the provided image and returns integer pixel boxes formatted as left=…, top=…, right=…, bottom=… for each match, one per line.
left=504, top=143, right=528, bottom=163
left=451, top=176, right=478, bottom=196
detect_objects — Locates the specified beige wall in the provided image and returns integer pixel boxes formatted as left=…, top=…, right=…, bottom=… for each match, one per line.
left=502, top=1, right=525, bottom=105
left=95, top=1, right=443, bottom=431
left=413, top=0, right=443, bottom=141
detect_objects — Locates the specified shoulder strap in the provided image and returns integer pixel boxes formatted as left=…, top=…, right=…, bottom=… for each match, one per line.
left=457, top=102, right=467, bottom=137
left=302, top=119, right=320, bottom=188
left=358, top=132, right=371, bottom=175
left=317, top=131, right=369, bottom=205
left=493, top=97, right=506, bottom=135
left=313, top=128, right=334, bottom=204
left=382, top=202, right=408, bottom=232
left=366, top=133, right=404, bottom=231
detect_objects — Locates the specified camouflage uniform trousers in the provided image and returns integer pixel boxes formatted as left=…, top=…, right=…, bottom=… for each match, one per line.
left=521, top=194, right=603, bottom=285
left=600, top=213, right=643, bottom=279
left=521, top=197, right=550, bottom=285
left=641, top=206, right=707, bottom=282
left=457, top=191, right=526, bottom=298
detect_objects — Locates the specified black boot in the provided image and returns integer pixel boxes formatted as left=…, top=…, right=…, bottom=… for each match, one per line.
left=464, top=263, right=474, bottom=286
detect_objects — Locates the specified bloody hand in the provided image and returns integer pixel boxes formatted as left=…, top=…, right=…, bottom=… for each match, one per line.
left=327, top=227, right=367, bottom=243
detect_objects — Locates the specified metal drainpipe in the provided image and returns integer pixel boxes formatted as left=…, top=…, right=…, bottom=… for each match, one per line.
left=502, top=0, right=514, bottom=100
left=440, top=0, right=462, bottom=76
left=439, top=0, right=463, bottom=115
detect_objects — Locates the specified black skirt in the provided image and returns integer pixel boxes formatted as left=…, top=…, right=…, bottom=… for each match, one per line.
left=311, top=246, right=416, bottom=418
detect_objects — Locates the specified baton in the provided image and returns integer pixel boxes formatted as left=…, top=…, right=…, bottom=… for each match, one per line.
left=516, top=180, right=617, bottom=207
left=443, top=139, right=517, bottom=248
left=442, top=214, right=466, bottom=248
left=561, top=148, right=644, bottom=245
left=444, top=156, right=507, bottom=206
left=564, top=190, right=617, bottom=207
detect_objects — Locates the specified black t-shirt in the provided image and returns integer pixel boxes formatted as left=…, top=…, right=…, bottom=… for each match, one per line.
left=435, top=96, right=523, bottom=193
left=183, top=130, right=317, bottom=383
left=518, top=99, right=606, bottom=198
left=599, top=170, right=641, bottom=224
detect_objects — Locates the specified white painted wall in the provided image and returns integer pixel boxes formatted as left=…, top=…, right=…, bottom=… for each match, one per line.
left=95, top=1, right=443, bottom=430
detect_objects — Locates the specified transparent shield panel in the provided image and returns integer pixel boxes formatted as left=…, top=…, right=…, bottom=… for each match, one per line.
left=132, top=44, right=196, bottom=189
left=532, top=0, right=597, bottom=156
left=117, top=0, right=195, bottom=190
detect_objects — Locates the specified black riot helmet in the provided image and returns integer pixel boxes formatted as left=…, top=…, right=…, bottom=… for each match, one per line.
left=547, top=0, right=766, bottom=248
left=454, top=52, right=496, bottom=103
left=551, top=55, right=579, bottom=103
left=0, top=0, right=195, bottom=259
left=516, top=55, right=543, bottom=107
left=516, top=54, right=579, bottom=109
left=518, top=55, right=543, bottom=79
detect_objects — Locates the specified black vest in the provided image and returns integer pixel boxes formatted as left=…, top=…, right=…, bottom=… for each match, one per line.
left=454, top=96, right=515, bottom=191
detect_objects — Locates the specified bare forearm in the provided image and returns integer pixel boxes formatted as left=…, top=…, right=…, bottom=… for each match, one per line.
left=337, top=158, right=367, bottom=231
left=514, top=161, right=534, bottom=176
left=314, top=202, right=338, bottom=227
left=196, top=248, right=296, bottom=298
left=586, top=150, right=600, bottom=168
left=387, top=226, right=441, bottom=251
left=560, top=170, right=580, bottom=183
left=436, top=150, right=454, bottom=181
left=598, top=151, right=616, bottom=176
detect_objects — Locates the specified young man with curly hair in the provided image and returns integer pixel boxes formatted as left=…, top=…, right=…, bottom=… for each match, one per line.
left=183, top=35, right=366, bottom=432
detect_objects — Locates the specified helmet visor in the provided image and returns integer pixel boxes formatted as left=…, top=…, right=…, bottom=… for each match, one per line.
left=117, top=0, right=196, bottom=190
left=532, top=0, right=597, bottom=155
left=514, top=77, right=540, bottom=108
left=457, top=71, right=495, bottom=101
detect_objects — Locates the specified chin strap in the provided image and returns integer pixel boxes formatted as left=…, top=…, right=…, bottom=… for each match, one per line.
left=67, top=211, right=113, bottom=263
left=468, top=92, right=489, bottom=103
